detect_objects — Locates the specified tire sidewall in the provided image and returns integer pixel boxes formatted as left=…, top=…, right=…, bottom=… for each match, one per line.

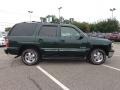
left=90, top=49, right=106, bottom=65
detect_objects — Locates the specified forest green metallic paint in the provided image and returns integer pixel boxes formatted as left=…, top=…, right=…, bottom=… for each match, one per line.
left=5, top=23, right=114, bottom=58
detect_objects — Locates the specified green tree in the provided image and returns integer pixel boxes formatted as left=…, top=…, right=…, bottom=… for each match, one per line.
left=40, top=15, right=120, bottom=33
left=5, top=27, right=11, bottom=32
left=92, top=19, right=120, bottom=33
left=72, top=21, right=90, bottom=32
left=46, top=15, right=60, bottom=23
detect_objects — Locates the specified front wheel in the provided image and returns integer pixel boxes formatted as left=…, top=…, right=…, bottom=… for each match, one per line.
left=21, top=49, right=41, bottom=65
left=89, top=49, right=106, bottom=65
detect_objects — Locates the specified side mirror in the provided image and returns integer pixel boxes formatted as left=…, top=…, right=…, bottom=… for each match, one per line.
left=79, top=35, right=84, bottom=39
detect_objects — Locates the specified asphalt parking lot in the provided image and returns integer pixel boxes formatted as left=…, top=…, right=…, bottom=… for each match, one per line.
left=0, top=44, right=120, bottom=90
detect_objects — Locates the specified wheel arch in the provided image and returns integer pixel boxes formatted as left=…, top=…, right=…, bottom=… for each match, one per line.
left=88, top=45, right=109, bottom=57
left=18, top=44, right=43, bottom=56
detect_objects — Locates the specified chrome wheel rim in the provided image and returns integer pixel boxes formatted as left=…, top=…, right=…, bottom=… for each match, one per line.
left=93, top=51, right=104, bottom=63
left=24, top=51, right=37, bottom=64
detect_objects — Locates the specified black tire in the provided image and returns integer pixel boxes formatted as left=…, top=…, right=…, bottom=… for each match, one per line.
left=21, top=48, right=41, bottom=65
left=89, top=49, right=106, bottom=65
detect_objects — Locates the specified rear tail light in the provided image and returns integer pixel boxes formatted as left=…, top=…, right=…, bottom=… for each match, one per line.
left=5, top=38, right=9, bottom=47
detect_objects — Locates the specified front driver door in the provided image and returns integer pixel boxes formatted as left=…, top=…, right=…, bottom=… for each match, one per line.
left=59, top=25, right=88, bottom=57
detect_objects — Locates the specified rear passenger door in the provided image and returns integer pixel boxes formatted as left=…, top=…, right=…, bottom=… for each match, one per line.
left=37, top=25, right=59, bottom=55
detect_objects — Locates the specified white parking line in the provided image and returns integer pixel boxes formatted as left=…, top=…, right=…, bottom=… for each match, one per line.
left=103, top=65, right=120, bottom=72
left=115, top=50, right=120, bottom=52
left=36, top=66, right=70, bottom=90
left=114, top=55, right=120, bottom=57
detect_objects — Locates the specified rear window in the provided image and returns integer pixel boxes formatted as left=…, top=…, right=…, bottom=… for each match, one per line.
left=9, top=23, right=37, bottom=36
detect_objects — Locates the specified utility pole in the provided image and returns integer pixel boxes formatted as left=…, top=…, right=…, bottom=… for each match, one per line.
left=28, top=11, right=33, bottom=22
left=110, top=8, right=116, bottom=19
left=58, top=7, right=62, bottom=23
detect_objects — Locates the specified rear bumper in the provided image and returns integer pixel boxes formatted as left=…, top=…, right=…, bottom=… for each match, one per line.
left=4, top=47, right=19, bottom=55
left=108, top=49, right=114, bottom=58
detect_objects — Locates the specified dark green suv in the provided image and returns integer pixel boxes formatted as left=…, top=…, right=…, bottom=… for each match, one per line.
left=4, top=22, right=114, bottom=65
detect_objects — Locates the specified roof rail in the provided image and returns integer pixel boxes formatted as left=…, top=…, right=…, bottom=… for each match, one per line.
left=21, top=21, right=41, bottom=23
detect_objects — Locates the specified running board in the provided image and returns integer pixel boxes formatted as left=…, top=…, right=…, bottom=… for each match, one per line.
left=43, top=56, right=86, bottom=60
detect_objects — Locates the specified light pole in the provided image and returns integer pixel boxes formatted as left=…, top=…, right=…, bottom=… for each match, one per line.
left=58, top=7, right=62, bottom=23
left=28, top=11, right=33, bottom=22
left=110, top=8, right=116, bottom=19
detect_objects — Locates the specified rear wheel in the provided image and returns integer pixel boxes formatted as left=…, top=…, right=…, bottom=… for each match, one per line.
left=21, top=48, right=41, bottom=65
left=89, top=49, right=106, bottom=65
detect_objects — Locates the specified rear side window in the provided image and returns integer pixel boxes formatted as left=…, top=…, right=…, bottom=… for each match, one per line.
left=39, top=25, right=57, bottom=37
left=9, top=23, right=37, bottom=36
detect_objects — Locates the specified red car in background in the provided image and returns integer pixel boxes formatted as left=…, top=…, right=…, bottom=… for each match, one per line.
left=109, top=32, right=120, bottom=41
left=105, top=33, right=111, bottom=40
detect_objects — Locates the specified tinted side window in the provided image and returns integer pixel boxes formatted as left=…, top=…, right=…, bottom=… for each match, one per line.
left=39, top=25, right=57, bottom=37
left=10, top=23, right=37, bottom=36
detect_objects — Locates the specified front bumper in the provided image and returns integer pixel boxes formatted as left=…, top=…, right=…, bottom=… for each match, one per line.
left=108, top=49, right=114, bottom=58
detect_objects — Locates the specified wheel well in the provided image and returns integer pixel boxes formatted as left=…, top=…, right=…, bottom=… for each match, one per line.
left=89, top=45, right=109, bottom=56
left=18, top=45, right=42, bottom=56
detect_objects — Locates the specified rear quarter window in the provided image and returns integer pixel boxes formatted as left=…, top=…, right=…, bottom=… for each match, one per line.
left=9, top=23, right=37, bottom=36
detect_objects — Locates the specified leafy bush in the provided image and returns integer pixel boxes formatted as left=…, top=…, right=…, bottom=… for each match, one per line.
left=72, top=21, right=90, bottom=32
left=92, top=19, right=120, bottom=33
left=72, top=19, right=120, bottom=33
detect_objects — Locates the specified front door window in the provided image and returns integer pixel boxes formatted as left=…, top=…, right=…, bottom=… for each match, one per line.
left=61, top=26, right=80, bottom=39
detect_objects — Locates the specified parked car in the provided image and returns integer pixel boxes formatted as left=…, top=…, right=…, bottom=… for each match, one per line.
left=109, top=32, right=120, bottom=41
left=105, top=33, right=111, bottom=40
left=91, top=32, right=97, bottom=37
left=97, top=33, right=105, bottom=38
left=4, top=22, right=114, bottom=65
left=1, top=32, right=8, bottom=38
left=0, top=33, right=5, bottom=46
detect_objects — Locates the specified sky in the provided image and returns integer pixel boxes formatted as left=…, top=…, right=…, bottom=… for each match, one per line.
left=0, top=0, right=120, bottom=31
